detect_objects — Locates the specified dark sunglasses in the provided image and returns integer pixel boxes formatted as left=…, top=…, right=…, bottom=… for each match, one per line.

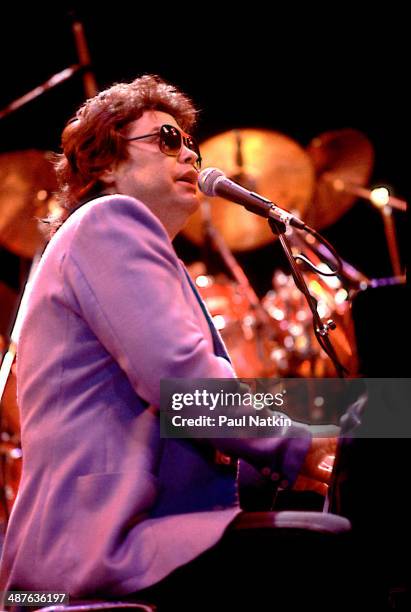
left=125, top=124, right=202, bottom=170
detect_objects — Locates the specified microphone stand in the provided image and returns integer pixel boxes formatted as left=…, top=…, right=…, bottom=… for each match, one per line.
left=268, top=218, right=348, bottom=378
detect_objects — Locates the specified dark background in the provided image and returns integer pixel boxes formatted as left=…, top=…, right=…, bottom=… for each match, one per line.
left=0, top=6, right=408, bottom=339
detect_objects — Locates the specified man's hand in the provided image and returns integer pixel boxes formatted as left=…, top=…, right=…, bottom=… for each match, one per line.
left=301, top=436, right=337, bottom=483
left=293, top=437, right=337, bottom=496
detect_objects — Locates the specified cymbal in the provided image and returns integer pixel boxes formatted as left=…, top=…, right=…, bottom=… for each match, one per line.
left=0, top=150, right=58, bottom=258
left=183, top=129, right=315, bottom=251
left=305, top=128, right=374, bottom=229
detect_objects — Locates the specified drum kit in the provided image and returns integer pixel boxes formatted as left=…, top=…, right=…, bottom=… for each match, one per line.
left=0, top=124, right=406, bottom=523
left=184, top=126, right=385, bottom=384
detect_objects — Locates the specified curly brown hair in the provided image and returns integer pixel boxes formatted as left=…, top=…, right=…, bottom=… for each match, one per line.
left=50, top=74, right=197, bottom=231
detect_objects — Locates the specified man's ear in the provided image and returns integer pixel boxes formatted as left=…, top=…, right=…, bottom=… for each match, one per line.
left=99, top=165, right=118, bottom=186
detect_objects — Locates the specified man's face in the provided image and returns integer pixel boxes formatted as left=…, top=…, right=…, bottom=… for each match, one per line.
left=105, top=110, right=200, bottom=235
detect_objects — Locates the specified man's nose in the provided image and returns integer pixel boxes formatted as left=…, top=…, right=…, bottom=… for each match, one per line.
left=180, top=143, right=199, bottom=167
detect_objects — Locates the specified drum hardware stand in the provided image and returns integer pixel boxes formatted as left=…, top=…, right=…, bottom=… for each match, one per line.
left=330, top=179, right=407, bottom=278
left=380, top=205, right=402, bottom=276
left=268, top=218, right=348, bottom=378
left=0, top=14, right=97, bottom=120
left=201, top=200, right=274, bottom=370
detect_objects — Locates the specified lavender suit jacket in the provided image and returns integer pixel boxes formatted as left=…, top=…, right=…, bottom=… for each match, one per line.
left=0, top=195, right=310, bottom=598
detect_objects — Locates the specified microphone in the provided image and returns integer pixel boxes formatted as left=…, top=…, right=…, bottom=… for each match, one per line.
left=198, top=167, right=306, bottom=229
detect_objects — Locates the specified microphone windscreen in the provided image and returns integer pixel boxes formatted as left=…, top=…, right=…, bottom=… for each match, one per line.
left=197, top=167, right=225, bottom=196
